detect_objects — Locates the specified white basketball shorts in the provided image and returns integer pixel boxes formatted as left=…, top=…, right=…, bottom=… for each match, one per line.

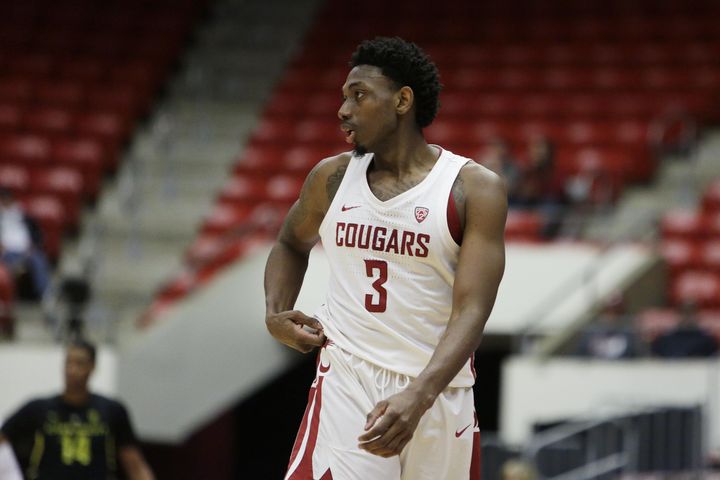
left=284, top=341, right=481, bottom=480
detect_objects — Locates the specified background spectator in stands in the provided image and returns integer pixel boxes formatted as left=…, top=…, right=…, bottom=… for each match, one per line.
left=576, top=292, right=640, bottom=359
left=516, top=135, right=556, bottom=208
left=481, top=137, right=522, bottom=205
left=651, top=301, right=719, bottom=358
left=0, top=188, right=51, bottom=299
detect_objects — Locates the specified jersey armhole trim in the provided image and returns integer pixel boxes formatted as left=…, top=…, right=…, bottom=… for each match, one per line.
left=447, top=189, right=463, bottom=246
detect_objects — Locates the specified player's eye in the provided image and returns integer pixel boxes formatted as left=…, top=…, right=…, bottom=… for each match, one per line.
left=355, top=91, right=365, bottom=100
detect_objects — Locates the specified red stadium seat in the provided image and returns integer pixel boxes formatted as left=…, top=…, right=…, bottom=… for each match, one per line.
left=23, top=108, right=74, bottom=136
left=0, top=263, right=15, bottom=337
left=703, top=180, right=720, bottom=214
left=0, top=77, right=33, bottom=103
left=218, top=175, right=268, bottom=205
left=283, top=146, right=329, bottom=174
left=7, top=53, right=55, bottom=78
left=0, top=164, right=30, bottom=195
left=671, top=270, right=720, bottom=308
left=200, top=204, right=253, bottom=236
left=58, top=59, right=107, bottom=83
left=86, top=85, right=143, bottom=119
left=0, top=103, right=22, bottom=131
left=74, top=111, right=128, bottom=158
left=34, top=81, right=86, bottom=108
left=30, top=167, right=83, bottom=228
left=504, top=210, right=544, bottom=241
left=660, top=240, right=701, bottom=277
left=660, top=210, right=705, bottom=240
left=701, top=241, right=720, bottom=272
left=0, top=134, right=51, bottom=166
left=51, top=139, right=104, bottom=197
left=266, top=175, right=303, bottom=203
left=698, top=310, right=720, bottom=343
left=635, top=308, right=680, bottom=342
left=185, top=234, right=226, bottom=266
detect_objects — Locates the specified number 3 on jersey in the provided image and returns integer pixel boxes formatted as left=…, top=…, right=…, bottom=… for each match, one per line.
left=364, top=259, right=388, bottom=312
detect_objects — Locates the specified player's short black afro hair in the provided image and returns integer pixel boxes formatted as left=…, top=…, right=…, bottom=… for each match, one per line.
left=350, top=37, right=441, bottom=129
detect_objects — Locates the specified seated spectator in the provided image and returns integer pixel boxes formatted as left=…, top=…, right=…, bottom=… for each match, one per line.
left=576, top=293, right=640, bottom=359
left=516, top=135, right=557, bottom=207
left=0, top=189, right=51, bottom=298
left=480, top=137, right=522, bottom=205
left=651, top=301, right=719, bottom=358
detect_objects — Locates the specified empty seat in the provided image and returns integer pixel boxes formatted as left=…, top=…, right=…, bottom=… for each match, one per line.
left=698, top=310, right=720, bottom=343
left=504, top=210, right=544, bottom=241
left=671, top=270, right=720, bottom=308
left=703, top=180, right=720, bottom=213
left=74, top=111, right=128, bottom=158
left=660, top=210, right=705, bottom=240
left=23, top=107, right=74, bottom=136
left=0, top=134, right=51, bottom=166
left=34, top=81, right=86, bottom=108
left=51, top=139, right=104, bottom=197
left=702, top=241, right=720, bottom=271
left=30, top=167, right=83, bottom=227
left=660, top=240, right=701, bottom=276
left=0, top=77, right=33, bottom=103
left=0, top=103, right=23, bottom=131
left=635, top=308, right=680, bottom=342
left=0, top=164, right=30, bottom=195
left=200, top=204, right=253, bottom=236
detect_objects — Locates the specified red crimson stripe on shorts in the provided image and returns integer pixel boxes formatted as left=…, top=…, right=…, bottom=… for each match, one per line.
left=285, top=373, right=326, bottom=479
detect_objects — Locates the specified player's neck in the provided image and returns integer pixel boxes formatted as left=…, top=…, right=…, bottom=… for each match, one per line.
left=62, top=388, right=90, bottom=406
left=371, top=129, right=436, bottom=176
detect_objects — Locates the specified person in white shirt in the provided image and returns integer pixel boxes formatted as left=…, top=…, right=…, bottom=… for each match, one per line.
left=0, top=188, right=51, bottom=298
left=264, top=37, right=507, bottom=480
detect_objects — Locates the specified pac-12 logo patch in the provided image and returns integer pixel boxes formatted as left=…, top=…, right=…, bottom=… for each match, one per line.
left=414, top=206, right=429, bottom=223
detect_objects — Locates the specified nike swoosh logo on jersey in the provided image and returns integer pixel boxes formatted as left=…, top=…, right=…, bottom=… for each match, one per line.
left=455, top=424, right=471, bottom=438
left=341, top=204, right=361, bottom=211
left=318, top=360, right=331, bottom=374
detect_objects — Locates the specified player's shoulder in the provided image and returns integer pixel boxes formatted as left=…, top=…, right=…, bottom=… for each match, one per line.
left=307, top=151, right=353, bottom=182
left=457, top=158, right=507, bottom=200
left=302, top=151, right=355, bottom=208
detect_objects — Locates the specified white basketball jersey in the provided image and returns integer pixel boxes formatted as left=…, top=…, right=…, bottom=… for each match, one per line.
left=314, top=146, right=475, bottom=388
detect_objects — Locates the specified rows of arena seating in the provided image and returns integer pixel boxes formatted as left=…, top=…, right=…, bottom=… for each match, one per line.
left=0, top=0, right=206, bottom=334
left=630, top=179, right=720, bottom=342
left=144, top=0, right=720, bottom=324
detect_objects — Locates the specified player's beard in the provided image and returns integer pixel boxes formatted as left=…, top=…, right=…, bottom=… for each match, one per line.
left=354, top=145, right=368, bottom=156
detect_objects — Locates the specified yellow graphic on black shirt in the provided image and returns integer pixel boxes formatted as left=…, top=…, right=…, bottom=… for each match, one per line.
left=60, top=434, right=91, bottom=465
left=43, top=409, right=109, bottom=466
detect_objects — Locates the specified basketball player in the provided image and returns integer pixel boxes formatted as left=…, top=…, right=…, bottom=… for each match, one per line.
left=0, top=340, right=155, bottom=480
left=264, top=37, right=506, bottom=479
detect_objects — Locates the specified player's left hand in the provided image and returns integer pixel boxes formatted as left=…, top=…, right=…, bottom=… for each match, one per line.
left=357, top=388, right=435, bottom=457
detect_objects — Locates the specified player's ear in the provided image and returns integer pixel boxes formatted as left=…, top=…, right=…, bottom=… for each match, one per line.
left=395, top=86, right=414, bottom=116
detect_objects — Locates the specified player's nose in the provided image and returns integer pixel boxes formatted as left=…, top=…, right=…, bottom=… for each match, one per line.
left=338, top=99, right=351, bottom=121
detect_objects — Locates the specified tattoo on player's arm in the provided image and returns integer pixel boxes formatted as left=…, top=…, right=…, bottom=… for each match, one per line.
left=452, top=175, right=465, bottom=205
left=326, top=165, right=347, bottom=203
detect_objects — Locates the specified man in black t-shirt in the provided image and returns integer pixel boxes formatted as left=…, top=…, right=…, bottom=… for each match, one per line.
left=0, top=340, right=154, bottom=480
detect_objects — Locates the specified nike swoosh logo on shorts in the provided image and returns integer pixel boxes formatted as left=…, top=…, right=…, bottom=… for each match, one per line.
left=455, top=424, right=471, bottom=438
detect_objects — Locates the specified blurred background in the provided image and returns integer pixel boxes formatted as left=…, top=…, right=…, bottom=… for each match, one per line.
left=1, top=0, right=720, bottom=478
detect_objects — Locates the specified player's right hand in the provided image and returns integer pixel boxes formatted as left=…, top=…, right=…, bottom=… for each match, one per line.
left=265, top=310, right=326, bottom=353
